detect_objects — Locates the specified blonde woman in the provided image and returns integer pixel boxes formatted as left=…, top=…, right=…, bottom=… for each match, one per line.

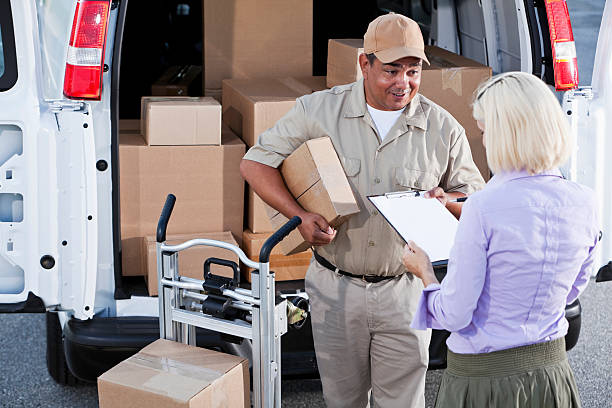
left=402, top=72, right=600, bottom=407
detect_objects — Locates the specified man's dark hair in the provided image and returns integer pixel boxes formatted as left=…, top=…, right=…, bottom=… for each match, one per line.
left=366, top=53, right=377, bottom=65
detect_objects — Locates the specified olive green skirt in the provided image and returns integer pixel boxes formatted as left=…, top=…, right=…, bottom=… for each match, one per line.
left=434, top=338, right=581, bottom=408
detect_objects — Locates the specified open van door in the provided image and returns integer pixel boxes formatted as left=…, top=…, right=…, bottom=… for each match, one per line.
left=0, top=0, right=117, bottom=320
left=562, top=0, right=612, bottom=277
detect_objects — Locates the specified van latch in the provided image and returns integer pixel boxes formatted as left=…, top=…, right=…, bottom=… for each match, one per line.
left=46, top=100, right=87, bottom=113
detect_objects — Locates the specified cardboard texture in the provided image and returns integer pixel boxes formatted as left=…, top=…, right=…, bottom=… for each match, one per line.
left=151, top=65, right=202, bottom=97
left=419, top=46, right=492, bottom=181
left=325, top=42, right=491, bottom=179
left=222, top=76, right=327, bottom=147
left=143, top=97, right=221, bottom=146
left=203, top=0, right=313, bottom=91
left=268, top=137, right=359, bottom=255
left=119, top=126, right=245, bottom=262
left=326, top=39, right=364, bottom=88
left=241, top=230, right=312, bottom=282
left=98, top=339, right=249, bottom=408
left=143, top=232, right=239, bottom=296
left=247, top=186, right=274, bottom=233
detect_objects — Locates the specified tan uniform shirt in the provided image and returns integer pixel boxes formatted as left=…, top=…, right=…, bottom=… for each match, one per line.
left=244, top=79, right=485, bottom=276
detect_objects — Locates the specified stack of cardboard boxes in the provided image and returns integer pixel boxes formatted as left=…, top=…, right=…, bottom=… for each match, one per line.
left=119, top=96, right=245, bottom=295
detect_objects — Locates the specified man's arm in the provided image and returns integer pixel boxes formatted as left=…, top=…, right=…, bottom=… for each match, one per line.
left=240, top=159, right=336, bottom=246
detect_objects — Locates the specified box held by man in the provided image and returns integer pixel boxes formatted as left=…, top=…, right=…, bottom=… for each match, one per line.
left=267, top=137, right=359, bottom=255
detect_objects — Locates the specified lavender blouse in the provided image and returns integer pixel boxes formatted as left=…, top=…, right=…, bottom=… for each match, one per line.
left=411, top=170, right=600, bottom=354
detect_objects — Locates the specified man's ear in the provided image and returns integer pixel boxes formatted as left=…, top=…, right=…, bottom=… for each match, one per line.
left=358, top=53, right=370, bottom=79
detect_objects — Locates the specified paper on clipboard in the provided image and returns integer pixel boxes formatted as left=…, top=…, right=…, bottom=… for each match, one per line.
left=368, top=191, right=458, bottom=262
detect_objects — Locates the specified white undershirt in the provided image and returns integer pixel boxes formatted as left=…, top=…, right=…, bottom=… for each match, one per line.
left=366, top=104, right=406, bottom=141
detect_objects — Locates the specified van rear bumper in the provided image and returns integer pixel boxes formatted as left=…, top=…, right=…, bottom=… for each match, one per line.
left=62, top=315, right=319, bottom=382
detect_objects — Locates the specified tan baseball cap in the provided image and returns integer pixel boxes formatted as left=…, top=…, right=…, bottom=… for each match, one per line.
left=364, top=13, right=429, bottom=65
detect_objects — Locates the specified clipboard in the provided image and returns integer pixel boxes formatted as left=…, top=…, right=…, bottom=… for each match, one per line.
left=367, top=190, right=458, bottom=263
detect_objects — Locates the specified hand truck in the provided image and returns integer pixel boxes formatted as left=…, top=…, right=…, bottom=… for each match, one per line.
left=156, top=194, right=302, bottom=408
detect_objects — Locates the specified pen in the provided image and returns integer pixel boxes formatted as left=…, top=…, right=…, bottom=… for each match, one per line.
left=447, top=197, right=468, bottom=203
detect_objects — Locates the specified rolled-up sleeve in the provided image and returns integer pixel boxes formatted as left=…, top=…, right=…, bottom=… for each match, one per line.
left=243, top=97, right=312, bottom=168
left=441, top=127, right=486, bottom=195
left=411, top=197, right=488, bottom=332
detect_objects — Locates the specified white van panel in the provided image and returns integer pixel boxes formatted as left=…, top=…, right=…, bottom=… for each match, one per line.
left=562, top=0, right=612, bottom=271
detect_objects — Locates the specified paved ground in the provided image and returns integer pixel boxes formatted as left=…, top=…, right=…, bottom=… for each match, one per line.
left=0, top=280, right=609, bottom=407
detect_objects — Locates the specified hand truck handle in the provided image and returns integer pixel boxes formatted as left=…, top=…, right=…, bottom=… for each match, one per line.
left=156, top=194, right=176, bottom=243
left=204, top=257, right=241, bottom=285
left=259, top=216, right=302, bottom=263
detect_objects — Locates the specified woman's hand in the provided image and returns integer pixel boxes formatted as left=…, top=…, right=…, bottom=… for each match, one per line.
left=402, top=241, right=439, bottom=287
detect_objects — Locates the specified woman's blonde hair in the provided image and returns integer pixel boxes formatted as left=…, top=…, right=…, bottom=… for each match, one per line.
left=472, top=71, right=572, bottom=175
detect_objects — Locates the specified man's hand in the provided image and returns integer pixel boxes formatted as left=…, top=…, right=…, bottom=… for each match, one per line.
left=401, top=241, right=438, bottom=287
left=297, top=212, right=337, bottom=246
left=423, top=187, right=465, bottom=219
left=423, top=187, right=449, bottom=205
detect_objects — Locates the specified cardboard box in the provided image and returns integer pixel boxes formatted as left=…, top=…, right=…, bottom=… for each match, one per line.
left=143, top=97, right=221, bottom=146
left=247, top=186, right=274, bottom=233
left=143, top=232, right=239, bottom=296
left=119, top=126, right=245, bottom=253
left=203, top=0, right=313, bottom=91
left=241, top=230, right=312, bottom=282
left=98, top=339, right=249, bottom=408
left=151, top=65, right=202, bottom=96
left=269, top=137, right=359, bottom=255
left=222, top=76, right=327, bottom=147
left=419, top=46, right=492, bottom=180
left=122, top=237, right=144, bottom=276
left=326, top=39, right=364, bottom=88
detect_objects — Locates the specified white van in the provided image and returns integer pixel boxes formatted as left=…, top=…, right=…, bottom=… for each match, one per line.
left=0, top=0, right=609, bottom=385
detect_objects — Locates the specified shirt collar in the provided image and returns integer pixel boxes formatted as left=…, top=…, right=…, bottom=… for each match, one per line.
left=488, top=168, right=563, bottom=187
left=343, top=79, right=428, bottom=131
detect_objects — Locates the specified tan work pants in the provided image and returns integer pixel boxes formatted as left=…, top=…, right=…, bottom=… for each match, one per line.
left=305, top=258, right=431, bottom=408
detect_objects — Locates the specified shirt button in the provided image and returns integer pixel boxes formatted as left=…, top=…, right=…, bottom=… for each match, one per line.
left=374, top=178, right=381, bottom=184
left=372, top=210, right=378, bottom=216
left=368, top=241, right=375, bottom=247
left=414, top=181, right=420, bottom=187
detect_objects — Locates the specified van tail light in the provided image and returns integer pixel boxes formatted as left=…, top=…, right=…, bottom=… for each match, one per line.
left=544, top=0, right=578, bottom=91
left=63, top=0, right=111, bottom=100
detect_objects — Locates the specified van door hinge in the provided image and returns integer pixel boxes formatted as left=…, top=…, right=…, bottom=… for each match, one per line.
left=46, top=100, right=87, bottom=113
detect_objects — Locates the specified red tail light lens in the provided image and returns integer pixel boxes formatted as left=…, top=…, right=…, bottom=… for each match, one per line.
left=63, top=0, right=110, bottom=100
left=545, top=0, right=578, bottom=91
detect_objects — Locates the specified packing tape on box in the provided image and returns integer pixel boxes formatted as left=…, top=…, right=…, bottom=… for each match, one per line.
left=442, top=68, right=463, bottom=96
left=131, top=355, right=223, bottom=398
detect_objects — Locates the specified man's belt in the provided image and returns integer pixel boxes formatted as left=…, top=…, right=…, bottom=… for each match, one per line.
left=313, top=251, right=397, bottom=283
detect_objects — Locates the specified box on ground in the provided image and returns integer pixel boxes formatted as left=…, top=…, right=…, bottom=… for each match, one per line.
left=247, top=186, right=274, bottom=233
left=222, top=76, right=327, bottom=147
left=142, top=97, right=221, bottom=146
left=143, top=232, right=239, bottom=296
left=325, top=42, right=491, bottom=180
left=151, top=65, right=202, bottom=96
left=269, top=137, right=359, bottom=255
left=326, top=39, right=364, bottom=88
left=98, top=339, right=249, bottom=408
left=241, top=230, right=311, bottom=282
left=119, top=126, right=245, bottom=269
left=203, top=0, right=313, bottom=92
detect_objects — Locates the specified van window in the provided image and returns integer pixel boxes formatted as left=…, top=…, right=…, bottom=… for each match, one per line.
left=0, top=0, right=18, bottom=91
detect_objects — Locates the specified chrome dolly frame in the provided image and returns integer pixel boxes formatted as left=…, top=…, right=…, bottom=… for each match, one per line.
left=155, top=194, right=302, bottom=408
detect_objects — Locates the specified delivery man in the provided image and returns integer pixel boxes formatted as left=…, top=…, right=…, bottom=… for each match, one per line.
left=240, top=13, right=485, bottom=408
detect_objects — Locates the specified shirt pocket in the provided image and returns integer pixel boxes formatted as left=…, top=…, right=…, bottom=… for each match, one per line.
left=394, top=168, right=439, bottom=191
left=341, top=157, right=361, bottom=178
